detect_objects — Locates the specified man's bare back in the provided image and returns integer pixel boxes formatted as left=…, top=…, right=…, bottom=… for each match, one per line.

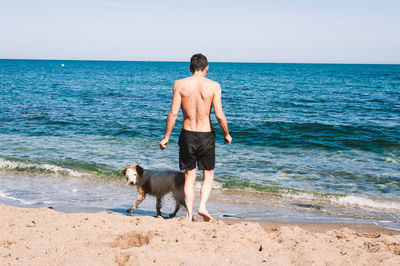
left=177, top=75, right=218, bottom=132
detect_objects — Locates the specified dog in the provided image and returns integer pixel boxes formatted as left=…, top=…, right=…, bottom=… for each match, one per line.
left=122, top=164, right=186, bottom=217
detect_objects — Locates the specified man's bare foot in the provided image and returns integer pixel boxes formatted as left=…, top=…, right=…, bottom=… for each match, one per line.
left=198, top=209, right=212, bottom=222
left=185, top=214, right=196, bottom=222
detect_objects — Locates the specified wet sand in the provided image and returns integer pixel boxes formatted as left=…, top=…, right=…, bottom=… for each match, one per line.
left=0, top=203, right=399, bottom=265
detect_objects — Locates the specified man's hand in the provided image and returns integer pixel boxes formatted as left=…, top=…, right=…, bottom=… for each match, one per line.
left=159, top=138, right=169, bottom=150
left=224, top=134, right=232, bottom=144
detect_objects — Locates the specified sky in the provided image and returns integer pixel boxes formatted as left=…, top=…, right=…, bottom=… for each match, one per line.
left=0, top=0, right=399, bottom=63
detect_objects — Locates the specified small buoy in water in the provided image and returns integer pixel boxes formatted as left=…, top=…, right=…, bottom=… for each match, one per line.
left=61, top=64, right=64, bottom=67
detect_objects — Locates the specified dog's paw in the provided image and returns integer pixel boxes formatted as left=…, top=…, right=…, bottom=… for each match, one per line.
left=169, top=213, right=176, bottom=218
left=126, top=209, right=133, bottom=213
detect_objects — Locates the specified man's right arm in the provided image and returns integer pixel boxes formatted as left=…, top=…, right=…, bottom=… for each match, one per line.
left=212, top=83, right=232, bottom=144
left=160, top=81, right=181, bottom=150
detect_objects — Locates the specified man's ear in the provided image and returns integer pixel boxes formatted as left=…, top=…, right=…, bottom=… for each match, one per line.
left=136, top=165, right=144, bottom=177
left=204, top=65, right=209, bottom=75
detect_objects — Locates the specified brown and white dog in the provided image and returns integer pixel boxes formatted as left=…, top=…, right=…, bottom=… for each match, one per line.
left=122, top=165, right=186, bottom=217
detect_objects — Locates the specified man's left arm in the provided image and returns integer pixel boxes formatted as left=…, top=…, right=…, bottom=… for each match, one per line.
left=159, top=81, right=181, bottom=150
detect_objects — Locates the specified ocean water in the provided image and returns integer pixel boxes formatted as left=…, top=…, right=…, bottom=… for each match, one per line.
left=0, top=59, right=399, bottom=228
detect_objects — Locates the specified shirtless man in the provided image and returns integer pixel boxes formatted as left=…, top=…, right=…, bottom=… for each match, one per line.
left=159, top=53, right=232, bottom=221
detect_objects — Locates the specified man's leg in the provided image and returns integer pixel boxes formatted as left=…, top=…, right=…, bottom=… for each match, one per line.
left=184, top=168, right=196, bottom=221
left=198, top=169, right=214, bottom=221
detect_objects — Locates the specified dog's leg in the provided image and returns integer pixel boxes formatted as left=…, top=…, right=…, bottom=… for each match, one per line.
left=169, top=201, right=181, bottom=218
left=127, top=187, right=146, bottom=213
left=156, top=196, right=162, bottom=217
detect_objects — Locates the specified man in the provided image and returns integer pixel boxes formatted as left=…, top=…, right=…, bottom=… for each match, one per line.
left=159, top=53, right=232, bottom=221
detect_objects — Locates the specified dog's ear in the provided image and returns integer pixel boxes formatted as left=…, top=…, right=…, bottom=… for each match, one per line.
left=136, top=165, right=144, bottom=177
left=122, top=167, right=127, bottom=176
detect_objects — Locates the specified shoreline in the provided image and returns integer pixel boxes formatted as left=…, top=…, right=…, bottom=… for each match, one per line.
left=1, top=168, right=400, bottom=235
left=1, top=203, right=399, bottom=265
left=1, top=170, right=399, bottom=231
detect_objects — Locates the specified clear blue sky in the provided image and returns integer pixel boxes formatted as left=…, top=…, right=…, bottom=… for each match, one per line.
left=1, top=0, right=399, bottom=63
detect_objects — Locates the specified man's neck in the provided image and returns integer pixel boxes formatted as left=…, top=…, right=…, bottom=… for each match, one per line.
left=192, top=71, right=206, bottom=78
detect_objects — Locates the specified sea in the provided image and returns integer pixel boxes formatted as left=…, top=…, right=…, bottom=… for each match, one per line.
left=0, top=59, right=399, bottom=229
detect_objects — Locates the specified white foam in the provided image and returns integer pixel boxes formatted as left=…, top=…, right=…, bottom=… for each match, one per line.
left=331, top=195, right=400, bottom=210
left=195, top=180, right=222, bottom=190
left=283, top=192, right=317, bottom=201
left=284, top=192, right=400, bottom=211
left=0, top=192, right=36, bottom=205
left=43, top=200, right=61, bottom=204
left=0, top=158, right=84, bottom=177
left=213, top=181, right=223, bottom=189
left=385, top=157, right=399, bottom=163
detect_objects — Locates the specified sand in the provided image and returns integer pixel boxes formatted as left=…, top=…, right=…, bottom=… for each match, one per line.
left=0, top=203, right=399, bottom=265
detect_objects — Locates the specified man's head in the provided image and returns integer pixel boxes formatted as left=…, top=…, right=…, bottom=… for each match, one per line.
left=190, top=53, right=208, bottom=74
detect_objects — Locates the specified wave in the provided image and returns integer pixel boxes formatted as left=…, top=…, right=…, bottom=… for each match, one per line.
left=0, top=157, right=121, bottom=179
left=385, top=157, right=400, bottom=163
left=219, top=179, right=400, bottom=211
left=330, top=195, right=400, bottom=210
left=0, top=157, right=223, bottom=187
left=285, top=192, right=400, bottom=211
left=0, top=158, right=85, bottom=177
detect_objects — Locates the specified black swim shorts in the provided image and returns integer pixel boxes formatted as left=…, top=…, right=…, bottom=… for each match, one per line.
left=178, top=129, right=215, bottom=170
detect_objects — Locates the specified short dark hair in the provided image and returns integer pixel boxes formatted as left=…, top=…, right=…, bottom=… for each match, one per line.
left=190, top=53, right=208, bottom=72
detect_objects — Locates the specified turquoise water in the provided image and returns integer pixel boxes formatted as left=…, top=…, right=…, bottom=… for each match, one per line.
left=1, top=59, right=399, bottom=228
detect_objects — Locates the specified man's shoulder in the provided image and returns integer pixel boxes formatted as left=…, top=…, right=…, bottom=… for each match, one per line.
left=174, top=77, right=220, bottom=91
left=174, top=77, right=191, bottom=87
left=203, top=78, right=220, bottom=89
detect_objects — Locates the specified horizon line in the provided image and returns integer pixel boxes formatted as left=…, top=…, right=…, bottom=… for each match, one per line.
left=1, top=58, right=399, bottom=65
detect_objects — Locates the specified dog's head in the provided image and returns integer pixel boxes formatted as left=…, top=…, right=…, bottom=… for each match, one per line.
left=122, top=165, right=144, bottom=186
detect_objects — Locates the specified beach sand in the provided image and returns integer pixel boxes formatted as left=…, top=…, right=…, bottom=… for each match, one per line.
left=0, top=203, right=399, bottom=265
